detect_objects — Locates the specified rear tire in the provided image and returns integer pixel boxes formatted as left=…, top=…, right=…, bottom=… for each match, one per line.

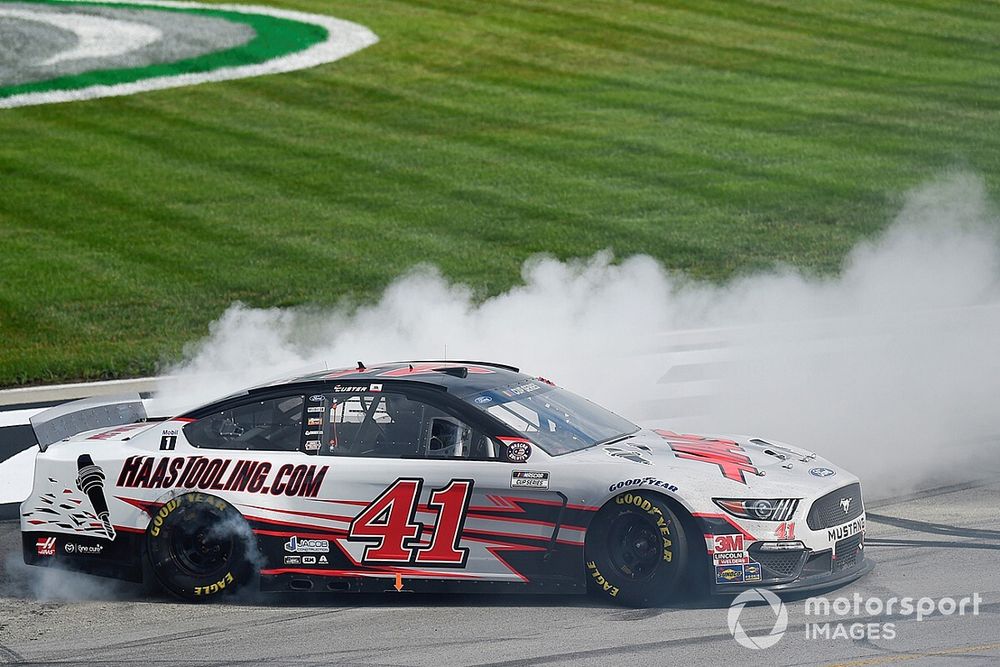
left=585, top=491, right=687, bottom=607
left=145, top=492, right=256, bottom=602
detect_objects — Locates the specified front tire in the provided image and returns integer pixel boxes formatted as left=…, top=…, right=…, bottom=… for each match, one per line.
left=145, top=492, right=256, bottom=602
left=585, top=491, right=687, bottom=607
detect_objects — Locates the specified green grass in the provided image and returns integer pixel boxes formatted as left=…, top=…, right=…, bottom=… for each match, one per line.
left=1, top=0, right=999, bottom=386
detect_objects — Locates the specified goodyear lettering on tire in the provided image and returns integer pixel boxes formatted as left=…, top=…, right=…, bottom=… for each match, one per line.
left=586, top=560, right=620, bottom=598
left=148, top=492, right=237, bottom=598
left=615, top=493, right=673, bottom=563
left=149, top=497, right=181, bottom=537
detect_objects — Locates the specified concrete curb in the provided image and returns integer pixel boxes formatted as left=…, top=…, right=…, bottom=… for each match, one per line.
left=0, top=376, right=165, bottom=407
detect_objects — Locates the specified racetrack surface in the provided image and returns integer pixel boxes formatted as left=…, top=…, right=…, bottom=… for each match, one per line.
left=0, top=479, right=997, bottom=666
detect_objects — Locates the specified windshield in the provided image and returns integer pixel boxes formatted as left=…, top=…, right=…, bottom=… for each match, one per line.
left=466, top=382, right=638, bottom=455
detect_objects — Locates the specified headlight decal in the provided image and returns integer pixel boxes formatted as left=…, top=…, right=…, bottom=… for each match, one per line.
left=713, top=498, right=799, bottom=522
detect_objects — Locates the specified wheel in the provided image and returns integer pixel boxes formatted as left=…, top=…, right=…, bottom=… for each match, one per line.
left=145, top=492, right=257, bottom=602
left=585, top=491, right=687, bottom=607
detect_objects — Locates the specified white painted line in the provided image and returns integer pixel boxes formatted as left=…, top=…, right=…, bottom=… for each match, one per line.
left=0, top=376, right=163, bottom=407
left=0, top=446, right=37, bottom=504
left=0, top=8, right=162, bottom=66
left=0, top=0, right=378, bottom=109
left=0, top=408, right=46, bottom=428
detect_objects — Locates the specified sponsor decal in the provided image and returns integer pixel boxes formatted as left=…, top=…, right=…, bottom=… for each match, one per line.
left=502, top=382, right=541, bottom=397
left=309, top=395, right=326, bottom=402
left=474, top=395, right=492, bottom=404
left=302, top=555, right=317, bottom=565
left=307, top=418, right=323, bottom=427
left=714, top=534, right=745, bottom=553
left=810, top=467, right=836, bottom=477
left=332, top=384, right=369, bottom=393
left=511, top=470, right=549, bottom=489
left=604, top=446, right=651, bottom=466
left=655, top=430, right=761, bottom=484
left=717, top=564, right=745, bottom=584
left=744, top=561, right=762, bottom=582
left=713, top=534, right=749, bottom=565
left=828, top=517, right=865, bottom=542
left=304, top=440, right=321, bottom=451
left=319, top=555, right=328, bottom=564
left=64, top=542, right=104, bottom=555
left=76, top=454, right=116, bottom=540
left=307, top=406, right=324, bottom=413
left=285, top=536, right=330, bottom=553
left=608, top=477, right=677, bottom=493
left=304, top=430, right=322, bottom=436
left=284, top=555, right=301, bottom=565
left=499, top=438, right=531, bottom=463
left=36, top=536, right=56, bottom=556
left=116, top=456, right=328, bottom=498
left=369, top=383, right=383, bottom=392
left=840, top=497, right=852, bottom=513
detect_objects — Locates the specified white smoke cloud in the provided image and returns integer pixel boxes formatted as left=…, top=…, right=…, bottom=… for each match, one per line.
left=159, top=172, right=1000, bottom=496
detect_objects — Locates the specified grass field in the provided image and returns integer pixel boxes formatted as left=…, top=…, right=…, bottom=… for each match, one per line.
left=1, top=0, right=999, bottom=386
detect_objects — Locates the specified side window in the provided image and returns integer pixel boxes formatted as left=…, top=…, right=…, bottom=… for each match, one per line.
left=184, top=395, right=305, bottom=451
left=316, top=391, right=492, bottom=459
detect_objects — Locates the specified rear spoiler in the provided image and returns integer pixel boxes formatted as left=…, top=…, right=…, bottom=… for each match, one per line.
left=30, top=394, right=147, bottom=452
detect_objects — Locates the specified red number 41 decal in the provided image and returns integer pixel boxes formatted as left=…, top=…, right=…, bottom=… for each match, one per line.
left=348, top=478, right=474, bottom=567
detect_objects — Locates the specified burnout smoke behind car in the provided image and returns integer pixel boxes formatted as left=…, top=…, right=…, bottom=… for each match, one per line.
left=161, top=172, right=1000, bottom=495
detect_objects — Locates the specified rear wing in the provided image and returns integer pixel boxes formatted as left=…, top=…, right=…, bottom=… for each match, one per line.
left=30, top=394, right=147, bottom=452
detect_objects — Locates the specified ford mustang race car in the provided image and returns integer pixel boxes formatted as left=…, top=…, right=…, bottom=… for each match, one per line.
left=21, top=361, right=872, bottom=606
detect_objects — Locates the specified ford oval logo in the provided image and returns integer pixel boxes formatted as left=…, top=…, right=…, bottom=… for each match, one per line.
left=809, top=467, right=835, bottom=477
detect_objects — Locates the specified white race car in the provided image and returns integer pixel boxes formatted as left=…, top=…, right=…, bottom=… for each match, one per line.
left=21, top=361, right=872, bottom=606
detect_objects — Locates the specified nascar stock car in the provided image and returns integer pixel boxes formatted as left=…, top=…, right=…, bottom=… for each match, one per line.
left=21, top=361, right=872, bottom=606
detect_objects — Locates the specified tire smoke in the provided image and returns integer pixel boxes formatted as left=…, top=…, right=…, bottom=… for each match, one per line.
left=160, top=173, right=1000, bottom=496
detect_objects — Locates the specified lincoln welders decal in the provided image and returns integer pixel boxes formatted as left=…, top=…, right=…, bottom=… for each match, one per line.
left=116, top=456, right=328, bottom=498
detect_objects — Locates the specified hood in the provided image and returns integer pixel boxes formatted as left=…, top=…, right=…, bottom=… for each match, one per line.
left=563, top=428, right=855, bottom=497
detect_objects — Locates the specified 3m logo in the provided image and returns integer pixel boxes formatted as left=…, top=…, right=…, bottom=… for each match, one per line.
left=36, top=537, right=56, bottom=556
left=715, top=534, right=744, bottom=553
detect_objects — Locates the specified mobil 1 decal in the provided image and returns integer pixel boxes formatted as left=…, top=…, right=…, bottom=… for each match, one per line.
left=116, top=456, right=328, bottom=498
left=348, top=478, right=474, bottom=567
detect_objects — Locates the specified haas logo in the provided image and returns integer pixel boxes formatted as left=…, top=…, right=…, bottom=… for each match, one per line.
left=35, top=537, right=56, bottom=556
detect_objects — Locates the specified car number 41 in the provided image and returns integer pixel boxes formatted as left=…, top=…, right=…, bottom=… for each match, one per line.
left=347, top=478, right=474, bottom=567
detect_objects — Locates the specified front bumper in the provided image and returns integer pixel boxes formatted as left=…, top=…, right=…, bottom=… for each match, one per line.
left=711, top=550, right=874, bottom=595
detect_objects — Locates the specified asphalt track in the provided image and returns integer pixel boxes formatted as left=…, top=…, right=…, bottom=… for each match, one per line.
left=0, top=478, right=997, bottom=666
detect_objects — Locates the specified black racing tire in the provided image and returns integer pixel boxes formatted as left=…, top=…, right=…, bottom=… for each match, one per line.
left=584, top=491, right=687, bottom=607
left=145, top=492, right=256, bottom=602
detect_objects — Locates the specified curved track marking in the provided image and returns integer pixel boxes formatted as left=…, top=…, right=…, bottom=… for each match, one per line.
left=0, top=8, right=162, bottom=65
left=0, top=0, right=378, bottom=109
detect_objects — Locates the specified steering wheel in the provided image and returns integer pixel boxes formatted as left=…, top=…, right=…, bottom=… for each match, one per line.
left=428, top=435, right=459, bottom=458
